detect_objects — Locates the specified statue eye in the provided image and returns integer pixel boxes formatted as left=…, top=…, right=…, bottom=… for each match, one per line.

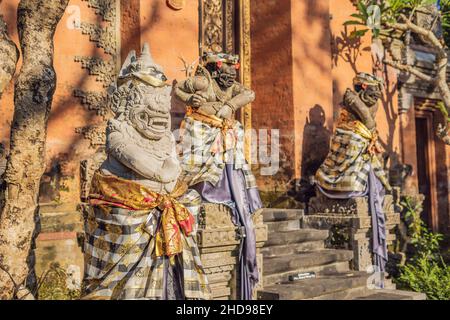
left=139, top=113, right=147, bottom=121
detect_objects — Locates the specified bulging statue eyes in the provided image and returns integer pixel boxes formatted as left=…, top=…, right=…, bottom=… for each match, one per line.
left=138, top=112, right=148, bottom=122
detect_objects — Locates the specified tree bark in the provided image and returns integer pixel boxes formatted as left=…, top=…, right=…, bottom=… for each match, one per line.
left=0, top=0, right=69, bottom=299
left=0, top=15, right=19, bottom=99
left=386, top=16, right=450, bottom=145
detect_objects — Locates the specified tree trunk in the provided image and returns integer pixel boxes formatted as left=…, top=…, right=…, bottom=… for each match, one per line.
left=0, top=15, right=19, bottom=99
left=0, top=0, right=69, bottom=299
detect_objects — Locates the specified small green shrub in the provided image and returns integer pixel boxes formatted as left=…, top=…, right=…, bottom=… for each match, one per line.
left=398, top=255, right=450, bottom=300
left=396, top=197, right=450, bottom=300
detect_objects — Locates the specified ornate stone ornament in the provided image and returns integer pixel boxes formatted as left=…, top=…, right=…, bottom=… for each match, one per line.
left=167, top=0, right=185, bottom=10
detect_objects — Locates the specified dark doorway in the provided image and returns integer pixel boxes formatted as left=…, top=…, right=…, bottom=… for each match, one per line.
left=415, top=116, right=432, bottom=228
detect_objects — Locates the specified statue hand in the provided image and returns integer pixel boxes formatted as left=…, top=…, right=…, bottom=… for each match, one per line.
left=160, top=158, right=181, bottom=183
left=344, top=89, right=357, bottom=105
left=216, top=104, right=233, bottom=119
left=190, top=93, right=207, bottom=107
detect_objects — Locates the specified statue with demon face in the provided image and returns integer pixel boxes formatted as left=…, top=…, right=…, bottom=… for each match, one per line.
left=81, top=43, right=211, bottom=300
left=315, top=72, right=391, bottom=278
left=175, top=52, right=262, bottom=300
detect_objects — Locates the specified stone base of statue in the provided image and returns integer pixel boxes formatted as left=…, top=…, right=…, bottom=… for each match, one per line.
left=305, top=191, right=400, bottom=271
left=196, top=203, right=268, bottom=300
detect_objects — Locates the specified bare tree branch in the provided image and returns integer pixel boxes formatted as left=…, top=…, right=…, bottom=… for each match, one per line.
left=383, top=59, right=435, bottom=82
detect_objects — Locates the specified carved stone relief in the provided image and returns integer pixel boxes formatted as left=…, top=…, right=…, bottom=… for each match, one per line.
left=197, top=203, right=268, bottom=299
left=306, top=194, right=400, bottom=271
left=74, top=0, right=119, bottom=147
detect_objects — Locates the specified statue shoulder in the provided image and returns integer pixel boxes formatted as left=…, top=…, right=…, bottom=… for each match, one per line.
left=232, top=81, right=254, bottom=97
left=106, top=118, right=124, bottom=134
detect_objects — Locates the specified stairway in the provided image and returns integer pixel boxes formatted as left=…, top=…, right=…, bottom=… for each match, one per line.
left=256, top=209, right=426, bottom=300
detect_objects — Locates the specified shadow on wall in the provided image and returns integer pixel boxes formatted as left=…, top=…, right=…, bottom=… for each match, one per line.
left=294, top=104, right=331, bottom=203
left=263, top=105, right=331, bottom=208
left=331, top=26, right=371, bottom=74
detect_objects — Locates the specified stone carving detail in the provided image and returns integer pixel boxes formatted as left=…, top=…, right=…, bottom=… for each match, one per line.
left=197, top=204, right=267, bottom=299
left=73, top=89, right=109, bottom=119
left=75, top=0, right=119, bottom=147
left=80, top=22, right=117, bottom=55
left=82, top=0, right=117, bottom=22
left=201, top=0, right=224, bottom=53
left=167, top=0, right=185, bottom=11
left=306, top=192, right=400, bottom=271
left=75, top=125, right=106, bottom=148
left=79, top=147, right=107, bottom=202
left=74, top=56, right=116, bottom=86
left=224, top=0, right=235, bottom=53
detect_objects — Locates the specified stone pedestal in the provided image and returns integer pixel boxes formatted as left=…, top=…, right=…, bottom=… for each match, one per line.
left=196, top=203, right=268, bottom=299
left=305, top=192, right=400, bottom=271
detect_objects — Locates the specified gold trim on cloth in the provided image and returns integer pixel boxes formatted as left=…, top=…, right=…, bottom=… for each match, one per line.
left=182, top=106, right=238, bottom=159
left=184, top=106, right=236, bottom=130
left=89, top=171, right=194, bottom=258
left=336, top=109, right=381, bottom=155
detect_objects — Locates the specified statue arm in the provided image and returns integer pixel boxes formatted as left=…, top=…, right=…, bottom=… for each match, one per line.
left=175, top=76, right=209, bottom=104
left=174, top=80, right=194, bottom=103
left=226, top=83, right=255, bottom=111
left=343, top=89, right=376, bottom=131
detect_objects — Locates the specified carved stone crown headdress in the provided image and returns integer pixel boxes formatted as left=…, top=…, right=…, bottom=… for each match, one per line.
left=107, top=43, right=171, bottom=117
left=201, top=52, right=240, bottom=65
left=117, top=43, right=168, bottom=88
left=353, top=72, right=384, bottom=88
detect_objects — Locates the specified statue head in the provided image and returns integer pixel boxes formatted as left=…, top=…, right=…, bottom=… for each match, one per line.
left=202, top=52, right=240, bottom=88
left=108, top=43, right=172, bottom=140
left=353, top=72, right=383, bottom=106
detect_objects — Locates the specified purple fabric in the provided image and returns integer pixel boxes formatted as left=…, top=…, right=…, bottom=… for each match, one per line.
left=192, top=164, right=262, bottom=300
left=368, top=168, right=388, bottom=276
left=317, top=168, right=388, bottom=282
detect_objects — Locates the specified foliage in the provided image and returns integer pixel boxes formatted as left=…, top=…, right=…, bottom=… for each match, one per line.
left=396, top=196, right=450, bottom=300
left=344, top=0, right=441, bottom=39
left=344, top=0, right=450, bottom=142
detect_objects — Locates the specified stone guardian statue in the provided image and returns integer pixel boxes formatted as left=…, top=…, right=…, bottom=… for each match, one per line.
left=175, top=52, right=262, bottom=300
left=315, top=72, right=391, bottom=277
left=81, top=43, right=211, bottom=300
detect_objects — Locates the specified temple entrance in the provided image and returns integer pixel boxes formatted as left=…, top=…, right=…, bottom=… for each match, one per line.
left=414, top=103, right=441, bottom=232
left=415, top=116, right=433, bottom=229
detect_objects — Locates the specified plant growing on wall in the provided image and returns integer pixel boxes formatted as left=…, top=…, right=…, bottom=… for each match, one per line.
left=345, top=0, right=450, bottom=145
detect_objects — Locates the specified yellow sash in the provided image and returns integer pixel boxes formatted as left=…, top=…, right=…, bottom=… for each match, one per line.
left=89, top=171, right=193, bottom=258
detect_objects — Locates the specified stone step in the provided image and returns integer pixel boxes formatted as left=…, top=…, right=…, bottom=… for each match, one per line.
left=263, top=261, right=351, bottom=286
left=265, top=229, right=329, bottom=247
left=38, top=211, right=83, bottom=233
left=263, top=249, right=353, bottom=275
left=258, top=271, right=371, bottom=300
left=266, top=219, right=301, bottom=232
left=353, top=289, right=427, bottom=300
left=262, top=209, right=304, bottom=223
left=261, top=241, right=325, bottom=257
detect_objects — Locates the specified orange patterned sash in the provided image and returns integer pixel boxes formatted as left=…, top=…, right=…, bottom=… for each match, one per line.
left=89, top=171, right=194, bottom=258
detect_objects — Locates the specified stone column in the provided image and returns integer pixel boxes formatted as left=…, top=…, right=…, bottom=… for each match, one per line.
left=196, top=203, right=267, bottom=299
left=305, top=192, right=400, bottom=271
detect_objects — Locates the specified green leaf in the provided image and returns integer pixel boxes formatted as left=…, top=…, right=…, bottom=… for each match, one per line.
left=350, top=13, right=366, bottom=20
left=343, top=20, right=365, bottom=26
left=357, top=0, right=369, bottom=18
